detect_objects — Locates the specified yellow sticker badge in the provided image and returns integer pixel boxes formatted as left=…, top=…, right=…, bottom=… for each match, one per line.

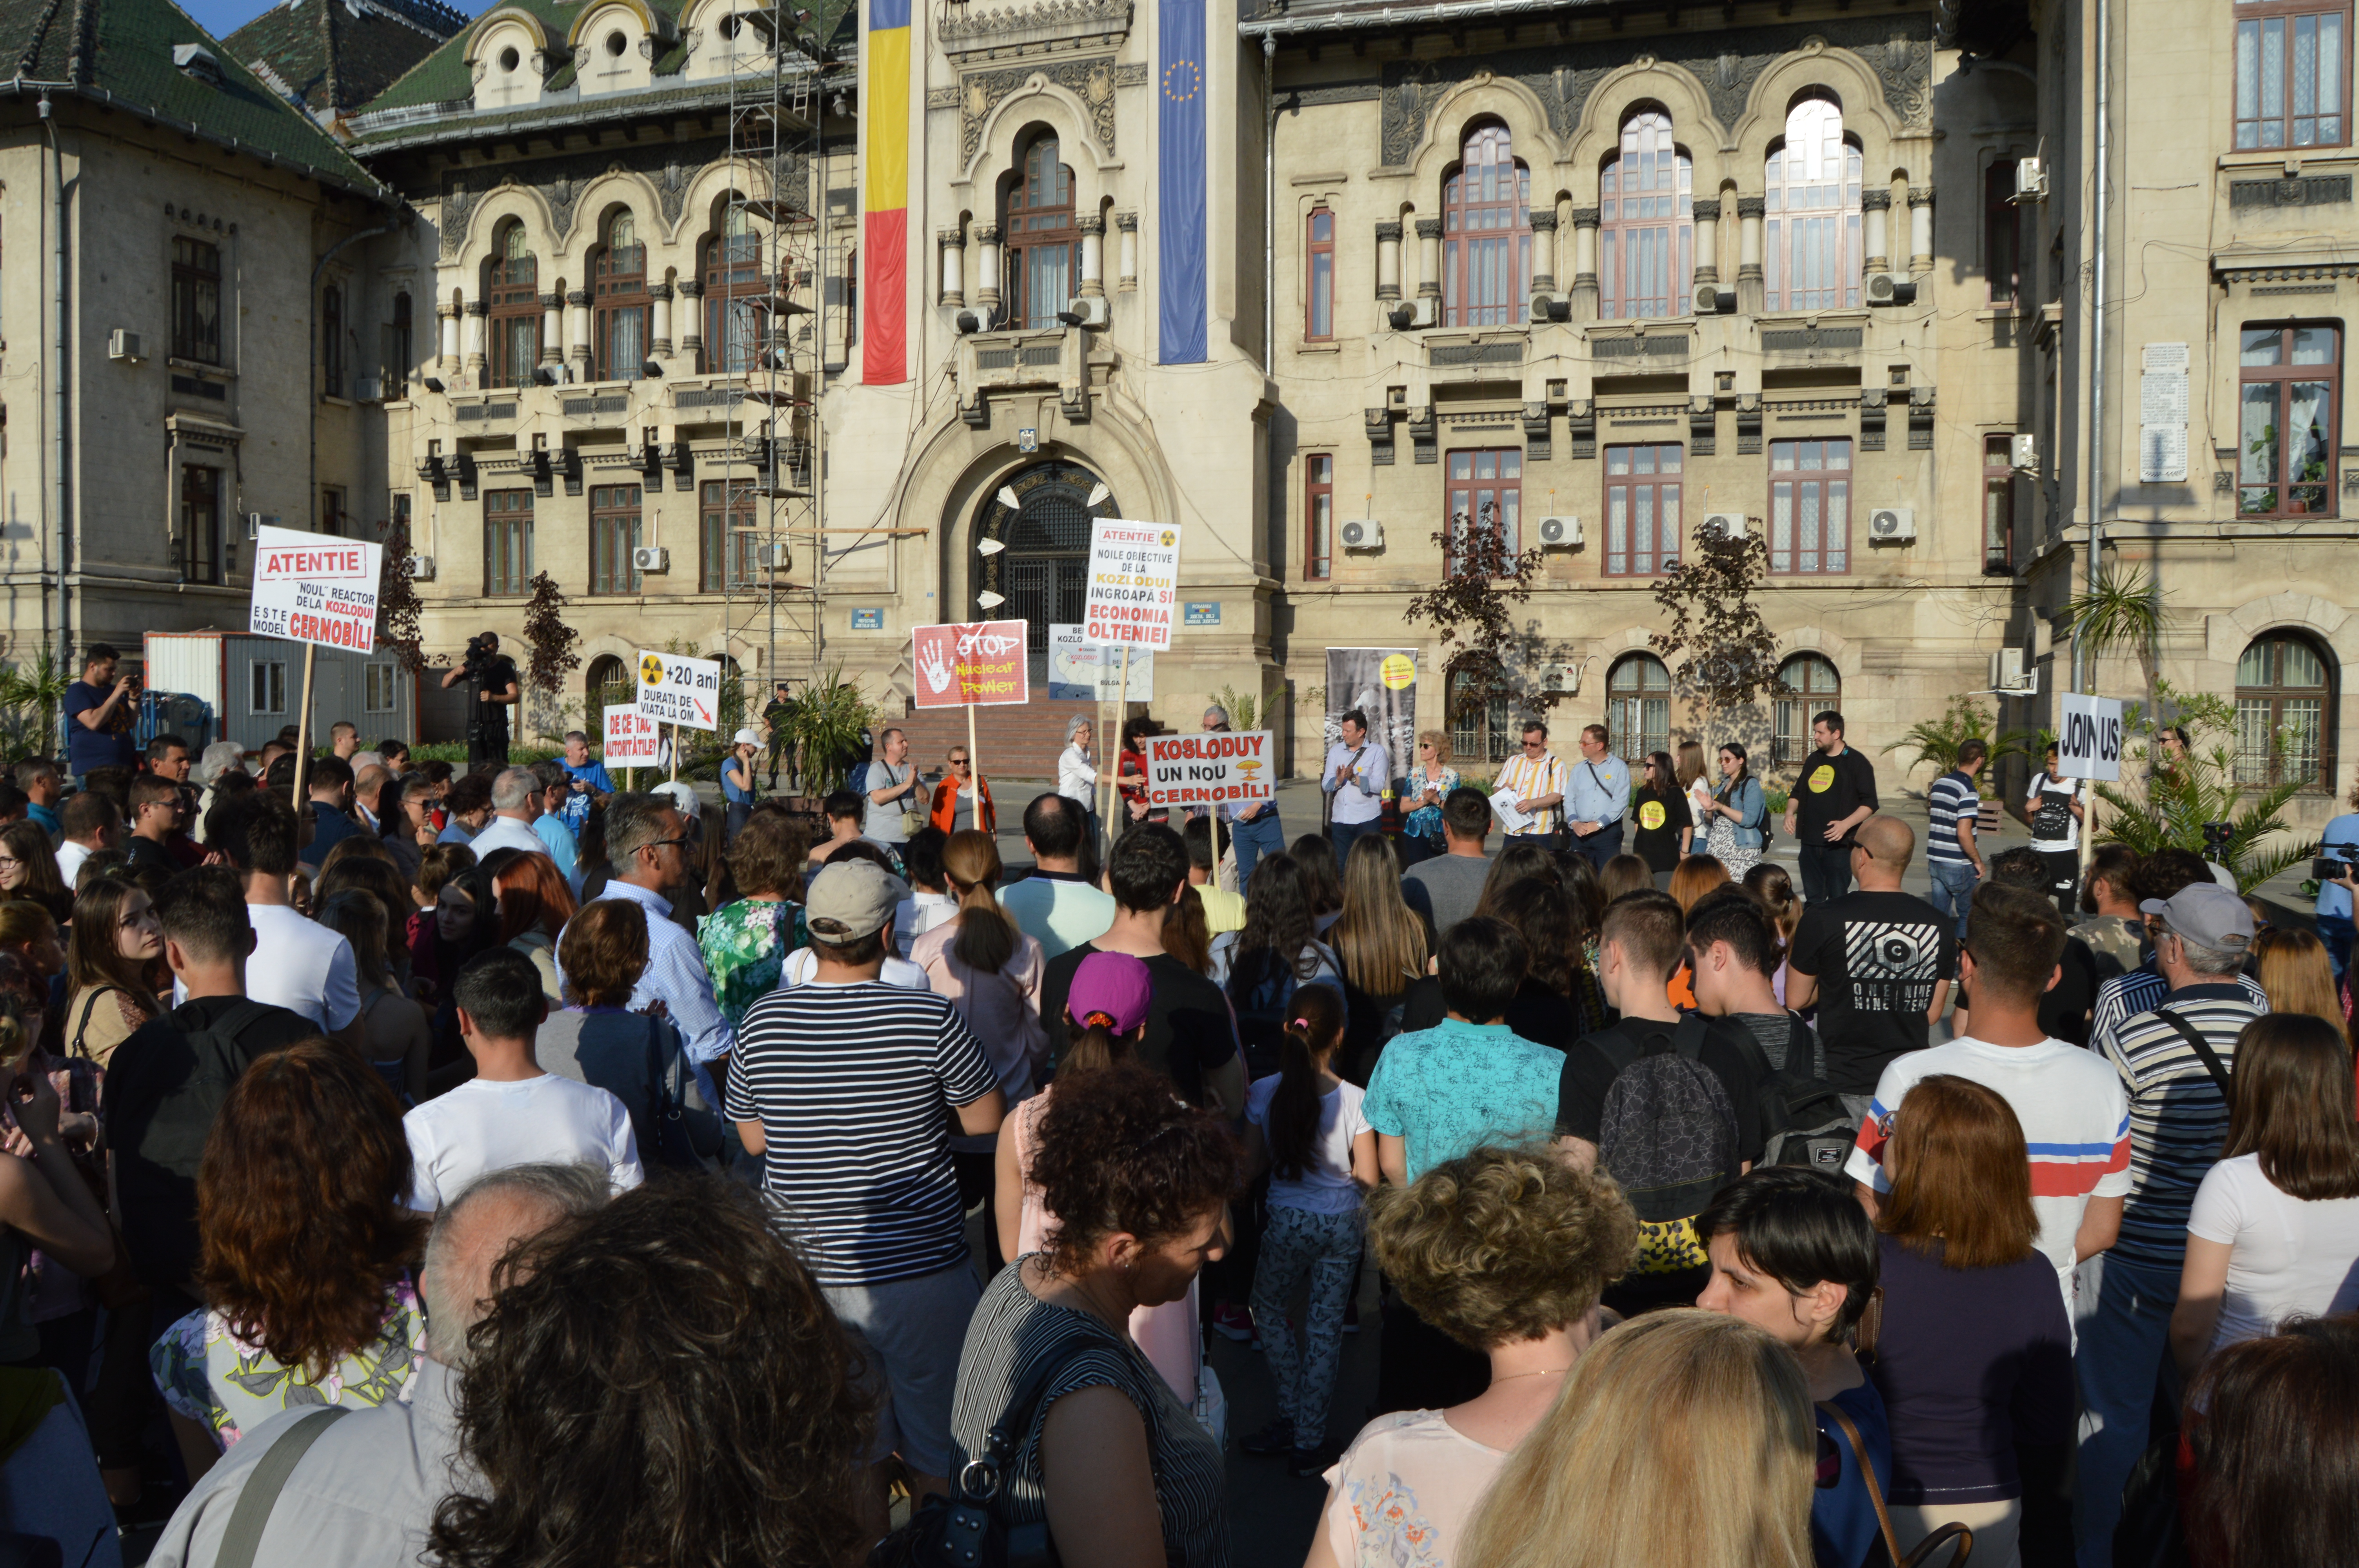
left=1639, top=800, right=1668, bottom=831
left=1808, top=764, right=1836, bottom=793
left=1380, top=653, right=1416, bottom=690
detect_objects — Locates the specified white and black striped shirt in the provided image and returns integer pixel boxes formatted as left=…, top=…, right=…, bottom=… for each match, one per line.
left=2093, top=982, right=2268, bottom=1272
left=724, top=980, right=998, bottom=1286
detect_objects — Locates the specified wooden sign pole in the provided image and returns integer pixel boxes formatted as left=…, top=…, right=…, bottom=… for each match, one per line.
left=966, top=699, right=981, bottom=833
left=290, top=643, right=318, bottom=807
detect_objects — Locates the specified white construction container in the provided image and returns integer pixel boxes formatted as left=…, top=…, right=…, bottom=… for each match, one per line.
left=144, top=630, right=418, bottom=757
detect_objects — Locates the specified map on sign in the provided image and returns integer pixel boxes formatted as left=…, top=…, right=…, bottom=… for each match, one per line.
left=603, top=704, right=663, bottom=767
left=249, top=526, right=383, bottom=653
left=635, top=649, right=722, bottom=731
left=911, top=619, right=1031, bottom=710
left=1048, top=625, right=1154, bottom=700
left=1082, top=519, right=1181, bottom=652
left=1141, top=731, right=1275, bottom=809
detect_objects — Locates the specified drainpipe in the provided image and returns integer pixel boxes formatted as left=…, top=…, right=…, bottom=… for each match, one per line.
left=42, top=93, right=68, bottom=741
left=1263, top=35, right=1276, bottom=375
left=2073, top=0, right=2107, bottom=699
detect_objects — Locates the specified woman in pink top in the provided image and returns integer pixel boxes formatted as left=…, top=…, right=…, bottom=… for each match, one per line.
left=912, top=830, right=1047, bottom=1269
left=996, top=950, right=1203, bottom=1403
left=1308, top=1145, right=1637, bottom=1568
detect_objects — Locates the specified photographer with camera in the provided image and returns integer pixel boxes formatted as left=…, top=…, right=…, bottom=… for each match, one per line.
left=2314, top=786, right=2359, bottom=980
left=440, top=633, right=521, bottom=773
left=64, top=641, right=140, bottom=786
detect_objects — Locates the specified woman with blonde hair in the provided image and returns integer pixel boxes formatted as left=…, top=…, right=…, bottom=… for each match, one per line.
left=61, top=875, right=165, bottom=1068
left=1401, top=731, right=1460, bottom=867
left=2250, top=926, right=2343, bottom=1035
left=1456, top=1310, right=1816, bottom=1568
left=1330, top=831, right=1430, bottom=1067
left=1309, top=1145, right=1638, bottom=1568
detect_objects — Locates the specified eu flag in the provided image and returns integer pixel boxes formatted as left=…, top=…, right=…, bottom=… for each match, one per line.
left=1158, top=0, right=1207, bottom=364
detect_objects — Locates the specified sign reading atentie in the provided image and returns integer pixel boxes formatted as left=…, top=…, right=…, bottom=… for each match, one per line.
left=1142, top=730, right=1274, bottom=808
left=249, top=526, right=382, bottom=652
left=1083, top=520, right=1181, bottom=651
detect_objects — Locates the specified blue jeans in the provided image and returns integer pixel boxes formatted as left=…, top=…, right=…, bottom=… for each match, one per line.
left=1230, top=809, right=1285, bottom=888
left=1928, top=860, right=1979, bottom=939
left=1329, top=818, right=1378, bottom=874
left=2319, top=912, right=2355, bottom=979
left=2074, top=1251, right=2181, bottom=1568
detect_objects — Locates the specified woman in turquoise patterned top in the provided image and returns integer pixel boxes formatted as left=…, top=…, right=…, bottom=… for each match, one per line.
left=151, top=1042, right=429, bottom=1475
left=696, top=809, right=808, bottom=1026
left=1401, top=732, right=1462, bottom=865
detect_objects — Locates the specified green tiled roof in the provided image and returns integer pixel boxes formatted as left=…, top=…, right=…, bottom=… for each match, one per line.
left=224, top=0, right=463, bottom=119
left=0, top=0, right=389, bottom=191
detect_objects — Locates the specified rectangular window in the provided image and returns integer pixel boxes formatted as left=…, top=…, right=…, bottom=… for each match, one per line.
left=484, top=489, right=534, bottom=595
left=2238, top=323, right=2340, bottom=517
left=700, top=479, right=758, bottom=592
left=1985, top=161, right=2021, bottom=307
left=1603, top=444, right=1682, bottom=576
left=1983, top=434, right=2016, bottom=574
left=1768, top=439, right=1851, bottom=575
left=320, top=486, right=344, bottom=537
left=392, top=491, right=413, bottom=545
left=172, top=238, right=222, bottom=364
left=2236, top=0, right=2351, bottom=149
left=322, top=286, right=345, bottom=399
left=386, top=294, right=413, bottom=395
left=1305, top=209, right=1335, bottom=341
left=1445, top=448, right=1523, bottom=578
left=364, top=663, right=398, bottom=713
left=251, top=660, right=287, bottom=715
left=1305, top=454, right=1333, bottom=579
left=590, top=483, right=645, bottom=595
left=181, top=464, right=221, bottom=584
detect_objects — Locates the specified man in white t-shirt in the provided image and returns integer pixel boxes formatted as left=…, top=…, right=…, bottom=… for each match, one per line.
left=55, top=789, right=118, bottom=889
left=404, top=946, right=643, bottom=1211
left=1846, top=880, right=2130, bottom=1318
left=200, top=788, right=363, bottom=1046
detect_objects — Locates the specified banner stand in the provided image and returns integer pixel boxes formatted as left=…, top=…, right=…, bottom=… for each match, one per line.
left=289, top=644, right=318, bottom=808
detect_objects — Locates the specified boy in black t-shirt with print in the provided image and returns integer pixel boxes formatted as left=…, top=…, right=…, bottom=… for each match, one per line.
left=1782, top=709, right=1880, bottom=903
left=1785, top=817, right=1957, bottom=1094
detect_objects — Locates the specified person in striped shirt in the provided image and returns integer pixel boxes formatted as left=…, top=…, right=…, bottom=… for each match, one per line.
left=1846, top=882, right=2130, bottom=1323
left=2086, top=848, right=2267, bottom=1042
left=2077, top=882, right=2265, bottom=1568
left=1923, top=739, right=1986, bottom=939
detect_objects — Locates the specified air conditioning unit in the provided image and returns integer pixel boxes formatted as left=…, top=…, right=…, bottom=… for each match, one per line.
left=1530, top=291, right=1573, bottom=323
left=1988, top=648, right=2038, bottom=695
left=2011, top=157, right=2048, bottom=203
left=1865, top=272, right=1914, bottom=306
left=1059, top=296, right=1110, bottom=329
left=403, top=555, right=436, bottom=581
left=1867, top=507, right=1917, bottom=543
left=1386, top=297, right=1438, bottom=331
left=2010, top=433, right=2038, bottom=472
left=1700, top=512, right=1749, bottom=541
left=632, top=545, right=671, bottom=572
left=1537, top=515, right=1582, bottom=549
left=245, top=512, right=275, bottom=540
left=1339, top=519, right=1384, bottom=551
left=354, top=374, right=383, bottom=403
left=108, top=330, right=142, bottom=361
left=760, top=543, right=792, bottom=571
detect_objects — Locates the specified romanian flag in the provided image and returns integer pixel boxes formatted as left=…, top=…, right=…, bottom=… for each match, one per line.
left=861, top=0, right=909, bottom=384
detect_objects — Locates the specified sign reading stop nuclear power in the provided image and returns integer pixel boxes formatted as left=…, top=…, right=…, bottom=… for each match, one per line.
left=249, top=526, right=383, bottom=652
left=635, top=649, right=722, bottom=731
left=1083, top=520, right=1181, bottom=651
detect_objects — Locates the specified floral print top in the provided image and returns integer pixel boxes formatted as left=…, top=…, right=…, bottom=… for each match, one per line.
left=1319, top=1409, right=1510, bottom=1568
left=696, top=898, right=807, bottom=1027
left=150, top=1277, right=427, bottom=1451
left=1401, top=767, right=1462, bottom=841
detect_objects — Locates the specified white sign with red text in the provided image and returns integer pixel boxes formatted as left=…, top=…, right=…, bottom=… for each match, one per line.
left=910, top=619, right=1031, bottom=710
left=1082, top=520, right=1181, bottom=651
left=1142, top=730, right=1275, bottom=809
left=603, top=704, right=663, bottom=767
left=249, top=526, right=383, bottom=652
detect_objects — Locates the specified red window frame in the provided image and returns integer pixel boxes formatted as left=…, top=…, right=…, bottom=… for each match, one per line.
left=1007, top=136, right=1078, bottom=332
left=589, top=483, right=644, bottom=596
left=1442, top=126, right=1530, bottom=327
left=1445, top=448, right=1522, bottom=578
left=1305, top=208, right=1335, bottom=340
left=1763, top=100, right=1862, bottom=312
left=486, top=226, right=541, bottom=390
left=1603, top=444, right=1681, bottom=577
left=1985, top=161, right=2022, bottom=308
left=2237, top=322, right=2340, bottom=519
left=1599, top=113, right=1691, bottom=321
left=700, top=479, right=758, bottom=592
left=483, top=489, right=533, bottom=596
left=1768, top=439, right=1851, bottom=575
left=2235, top=0, right=2352, bottom=150
left=1305, top=453, right=1333, bottom=579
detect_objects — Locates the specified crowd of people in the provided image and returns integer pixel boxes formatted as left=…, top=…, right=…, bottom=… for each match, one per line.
left=4, top=651, right=2359, bottom=1568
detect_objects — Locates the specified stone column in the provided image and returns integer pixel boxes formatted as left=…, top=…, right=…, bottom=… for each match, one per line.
left=675, top=279, right=704, bottom=366
left=938, top=228, right=965, bottom=307
left=974, top=223, right=1003, bottom=313
left=1374, top=221, right=1403, bottom=301
left=438, top=303, right=460, bottom=372
left=1415, top=218, right=1442, bottom=300
left=1736, top=196, right=1766, bottom=314
left=1861, top=189, right=1891, bottom=276
left=1528, top=209, right=1559, bottom=294
left=1691, top=198, right=1721, bottom=287
left=1116, top=212, right=1138, bottom=291
left=463, top=300, right=487, bottom=375
left=1570, top=207, right=1599, bottom=321
left=567, top=290, right=592, bottom=375
left=1078, top=214, right=1105, bottom=299
left=651, top=283, right=674, bottom=356
left=1907, top=187, right=1934, bottom=274
left=538, top=294, right=563, bottom=367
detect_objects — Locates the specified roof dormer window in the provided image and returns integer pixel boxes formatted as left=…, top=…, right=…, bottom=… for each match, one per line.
left=173, top=43, right=225, bottom=86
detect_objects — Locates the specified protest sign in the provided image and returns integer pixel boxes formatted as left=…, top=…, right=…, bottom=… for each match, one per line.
left=911, top=620, right=1031, bottom=710
left=1082, top=521, right=1181, bottom=651
left=603, top=704, right=663, bottom=767
left=636, top=649, right=722, bottom=731
left=1142, top=730, right=1276, bottom=809
left=1049, top=625, right=1154, bottom=701
left=2057, top=692, right=2125, bottom=782
left=249, top=526, right=382, bottom=652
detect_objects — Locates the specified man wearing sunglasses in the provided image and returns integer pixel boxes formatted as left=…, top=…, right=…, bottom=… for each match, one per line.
left=1561, top=723, right=1631, bottom=871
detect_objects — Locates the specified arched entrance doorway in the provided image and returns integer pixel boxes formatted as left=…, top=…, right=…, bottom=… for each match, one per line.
left=972, top=460, right=1121, bottom=685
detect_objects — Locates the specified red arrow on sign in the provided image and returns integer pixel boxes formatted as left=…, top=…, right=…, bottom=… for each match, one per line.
left=696, top=697, right=712, bottom=725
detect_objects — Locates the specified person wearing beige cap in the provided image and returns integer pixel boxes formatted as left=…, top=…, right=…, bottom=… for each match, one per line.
left=2078, top=878, right=2268, bottom=1562
left=724, top=855, right=1005, bottom=1517
left=722, top=726, right=763, bottom=841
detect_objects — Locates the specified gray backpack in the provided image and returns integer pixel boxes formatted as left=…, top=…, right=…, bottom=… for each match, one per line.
left=1586, top=1014, right=1741, bottom=1227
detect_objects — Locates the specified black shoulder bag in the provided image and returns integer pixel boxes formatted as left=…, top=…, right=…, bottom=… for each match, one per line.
left=2152, top=1007, right=2235, bottom=1099
left=871, top=1347, right=1080, bottom=1568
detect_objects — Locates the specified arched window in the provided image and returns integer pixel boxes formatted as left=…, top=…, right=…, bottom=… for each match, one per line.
left=586, top=654, right=634, bottom=720
left=1448, top=666, right=1512, bottom=765
left=1764, top=99, right=1862, bottom=312
left=1443, top=125, right=1531, bottom=327
left=592, top=210, right=650, bottom=382
left=1607, top=654, right=1672, bottom=763
left=1006, top=134, right=1077, bottom=330
left=1772, top=653, right=1841, bottom=769
left=2236, top=632, right=2334, bottom=789
left=1599, top=111, right=1691, bottom=320
left=702, top=206, right=766, bottom=374
left=487, top=222, right=540, bottom=389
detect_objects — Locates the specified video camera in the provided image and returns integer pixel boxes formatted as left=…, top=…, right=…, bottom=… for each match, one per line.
left=2316, top=842, right=2358, bottom=885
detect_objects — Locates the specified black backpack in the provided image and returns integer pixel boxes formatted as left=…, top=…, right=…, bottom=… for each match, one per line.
left=1746, top=1011, right=1870, bottom=1172
left=1585, top=1015, right=1741, bottom=1236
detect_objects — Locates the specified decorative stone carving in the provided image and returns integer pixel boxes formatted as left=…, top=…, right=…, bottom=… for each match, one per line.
left=538, top=292, right=562, bottom=310
left=1374, top=220, right=1403, bottom=242
left=438, top=142, right=745, bottom=258
left=1414, top=218, right=1442, bottom=239
left=1570, top=207, right=1601, bottom=228
left=1528, top=210, right=1558, bottom=232
left=957, top=57, right=1121, bottom=165
left=1906, top=188, right=1934, bottom=208
left=1860, top=188, right=1892, bottom=211
left=1522, top=401, right=1551, bottom=461
left=1365, top=407, right=1394, bottom=465
left=938, top=0, right=1130, bottom=53
left=2228, top=175, right=2352, bottom=209
left=1736, top=196, right=1767, bottom=219
left=1690, top=198, right=1721, bottom=222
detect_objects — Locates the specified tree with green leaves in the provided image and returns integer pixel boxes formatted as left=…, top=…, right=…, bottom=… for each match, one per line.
left=1650, top=519, right=1781, bottom=750
left=2095, top=680, right=2316, bottom=893
left=374, top=521, right=427, bottom=677
left=1882, top=695, right=2035, bottom=779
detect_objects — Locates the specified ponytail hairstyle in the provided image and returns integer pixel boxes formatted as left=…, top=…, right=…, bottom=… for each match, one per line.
left=1265, top=983, right=1347, bottom=1182
left=1062, top=1003, right=1143, bottom=1076
left=942, top=829, right=1020, bottom=975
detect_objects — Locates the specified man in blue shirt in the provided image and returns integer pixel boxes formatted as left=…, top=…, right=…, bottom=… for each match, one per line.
left=63, top=642, right=138, bottom=784
left=1563, top=723, right=1632, bottom=871
left=17, top=759, right=62, bottom=842
left=2316, top=787, right=2359, bottom=978
left=560, top=730, right=615, bottom=838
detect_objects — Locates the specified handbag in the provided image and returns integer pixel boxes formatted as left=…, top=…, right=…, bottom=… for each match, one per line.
left=1817, top=1399, right=1975, bottom=1568
left=871, top=1346, right=1075, bottom=1568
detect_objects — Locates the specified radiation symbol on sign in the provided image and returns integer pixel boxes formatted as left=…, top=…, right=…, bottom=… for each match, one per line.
left=640, top=653, right=666, bottom=686
left=1159, top=530, right=1177, bottom=548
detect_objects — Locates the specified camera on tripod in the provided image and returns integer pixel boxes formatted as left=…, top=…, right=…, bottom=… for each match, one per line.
left=463, top=633, right=496, bottom=672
